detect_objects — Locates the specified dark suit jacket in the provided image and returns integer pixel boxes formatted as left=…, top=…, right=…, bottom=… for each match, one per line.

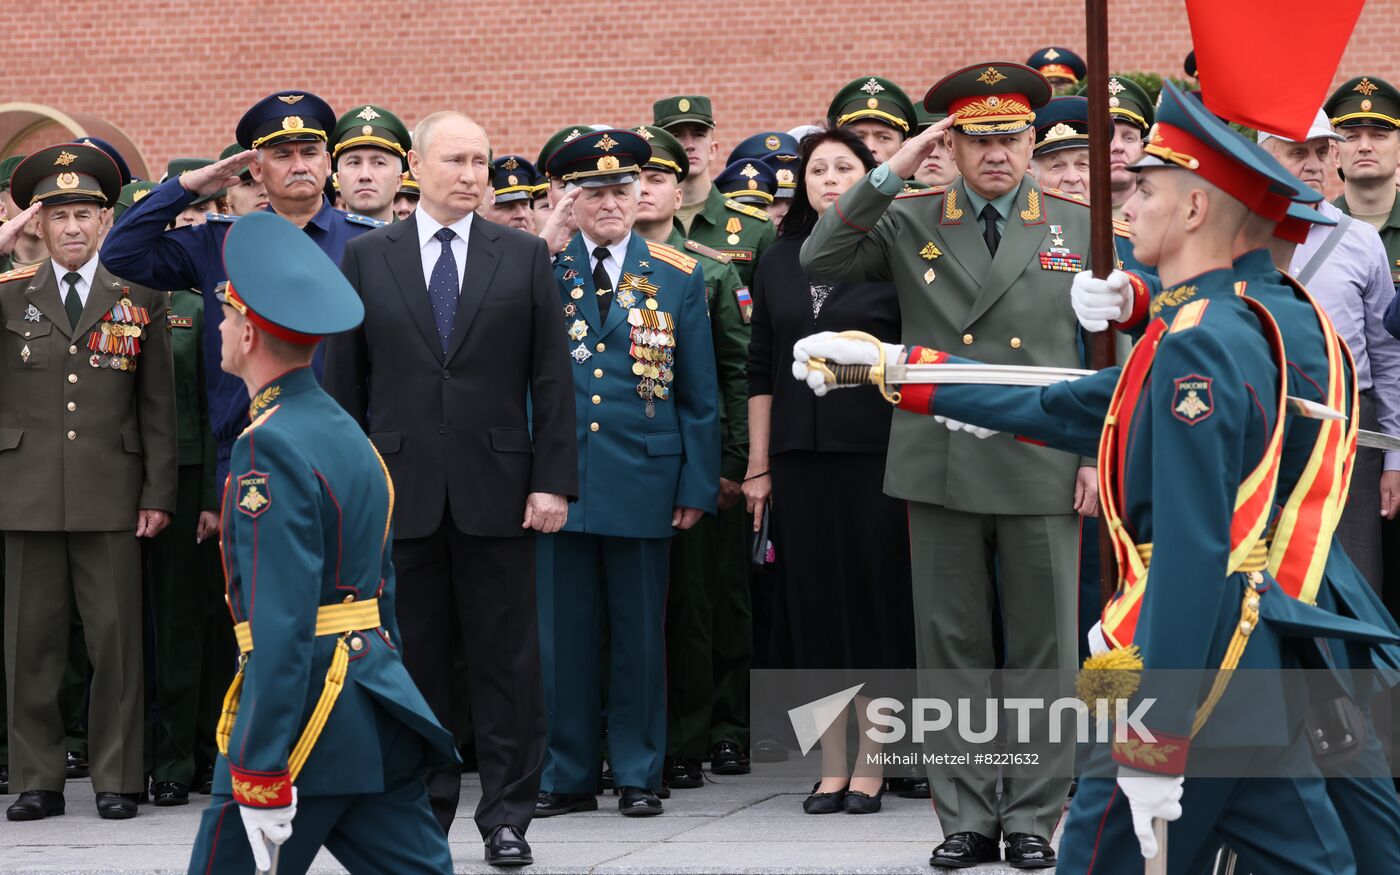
left=747, top=235, right=900, bottom=456
left=324, top=214, right=577, bottom=540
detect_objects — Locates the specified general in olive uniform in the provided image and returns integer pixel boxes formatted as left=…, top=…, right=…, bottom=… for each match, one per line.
left=2, top=144, right=178, bottom=821
left=187, top=212, right=456, bottom=875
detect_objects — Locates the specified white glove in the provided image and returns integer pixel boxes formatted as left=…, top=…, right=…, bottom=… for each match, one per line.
left=1087, top=620, right=1109, bottom=656
left=241, top=787, right=297, bottom=871
left=1117, top=768, right=1183, bottom=861
left=1071, top=269, right=1132, bottom=333
left=792, top=332, right=905, bottom=397
left=934, top=415, right=998, bottom=439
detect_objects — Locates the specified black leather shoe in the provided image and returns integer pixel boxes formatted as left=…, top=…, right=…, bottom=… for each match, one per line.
left=709, top=741, right=750, bottom=775
left=802, top=781, right=847, bottom=815
left=194, top=765, right=214, bottom=795
left=896, top=776, right=931, bottom=799
left=663, top=756, right=704, bottom=789
left=0, top=765, right=8, bottom=794
left=844, top=783, right=885, bottom=814
left=751, top=738, right=788, bottom=763
left=95, top=792, right=138, bottom=820
left=534, top=791, right=597, bottom=817
left=1005, top=833, right=1055, bottom=869
left=65, top=751, right=89, bottom=779
left=929, top=831, right=999, bottom=869
left=484, top=824, right=533, bottom=867
left=152, top=781, right=189, bottom=806
left=617, top=787, right=662, bottom=816
left=6, top=790, right=64, bottom=821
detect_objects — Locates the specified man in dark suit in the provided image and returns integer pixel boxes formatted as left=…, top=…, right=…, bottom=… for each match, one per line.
left=324, top=110, right=576, bottom=868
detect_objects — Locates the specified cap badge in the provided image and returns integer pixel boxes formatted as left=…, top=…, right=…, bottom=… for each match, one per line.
left=595, top=133, right=619, bottom=151
left=776, top=168, right=794, bottom=184
left=747, top=180, right=758, bottom=190
left=597, top=155, right=621, bottom=172
left=565, top=129, right=583, bottom=142
left=867, top=98, right=880, bottom=109
left=740, top=163, right=759, bottom=179
left=1355, top=78, right=1379, bottom=97
left=634, top=126, right=653, bottom=140
left=1044, top=48, right=1061, bottom=60
left=507, top=174, right=519, bottom=186
left=860, top=78, right=886, bottom=95
left=1109, top=97, right=1121, bottom=108
left=678, top=98, right=692, bottom=112
left=1107, top=78, right=1125, bottom=96
left=765, top=135, right=780, bottom=150
left=361, top=125, right=374, bottom=135
left=977, top=67, right=1007, bottom=87
left=987, top=96, right=1001, bottom=107
left=56, top=172, right=80, bottom=190
left=278, top=94, right=304, bottom=104
left=54, top=151, right=77, bottom=167
left=356, top=105, right=381, bottom=120
left=1048, top=122, right=1077, bottom=139
left=1362, top=99, right=1373, bottom=112
left=282, top=116, right=303, bottom=131
left=503, top=156, right=520, bottom=170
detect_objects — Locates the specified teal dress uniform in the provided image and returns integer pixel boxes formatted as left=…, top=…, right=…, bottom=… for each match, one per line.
left=538, top=230, right=720, bottom=796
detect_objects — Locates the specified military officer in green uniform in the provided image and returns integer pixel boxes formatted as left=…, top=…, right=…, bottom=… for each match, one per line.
left=187, top=211, right=457, bottom=874
left=653, top=96, right=774, bottom=284
left=330, top=104, right=412, bottom=224
left=1075, top=74, right=1153, bottom=222
left=632, top=125, right=754, bottom=786
left=827, top=76, right=919, bottom=164
left=800, top=62, right=1093, bottom=868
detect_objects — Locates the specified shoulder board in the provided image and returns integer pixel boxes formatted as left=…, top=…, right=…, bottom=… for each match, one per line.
left=683, top=239, right=730, bottom=263
left=645, top=240, right=697, bottom=274
left=0, top=263, right=41, bottom=283
left=1042, top=188, right=1089, bottom=205
left=1167, top=299, right=1211, bottom=333
left=203, top=212, right=237, bottom=223
left=723, top=200, right=771, bottom=221
left=895, top=187, right=945, bottom=199
left=240, top=404, right=281, bottom=436
left=343, top=212, right=387, bottom=228
left=1112, top=218, right=1132, bottom=238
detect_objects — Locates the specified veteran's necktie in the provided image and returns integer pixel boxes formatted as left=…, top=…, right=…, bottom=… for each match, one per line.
left=63, top=272, right=84, bottom=328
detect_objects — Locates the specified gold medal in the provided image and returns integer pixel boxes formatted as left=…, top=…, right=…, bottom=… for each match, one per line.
left=632, top=361, right=645, bottom=376
left=645, top=298, right=658, bottom=310
left=571, top=288, right=583, bottom=300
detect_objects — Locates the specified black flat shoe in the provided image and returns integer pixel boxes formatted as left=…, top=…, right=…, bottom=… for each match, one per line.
left=95, top=791, right=138, bottom=820
left=194, top=765, right=214, bottom=795
left=1005, top=832, right=1055, bottom=869
left=663, top=756, right=704, bottom=789
left=6, top=790, right=64, bottom=821
left=844, top=783, right=885, bottom=814
left=152, top=781, right=189, bottom=806
left=709, top=741, right=750, bottom=775
left=617, top=786, right=662, bottom=816
left=534, top=791, right=597, bottom=817
left=751, top=738, right=788, bottom=763
left=930, top=831, right=999, bottom=869
left=65, top=751, right=89, bottom=779
left=802, top=781, right=847, bottom=815
left=484, top=824, right=533, bottom=867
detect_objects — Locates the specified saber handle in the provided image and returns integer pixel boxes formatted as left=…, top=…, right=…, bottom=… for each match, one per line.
left=1145, top=818, right=1168, bottom=875
left=806, top=331, right=902, bottom=405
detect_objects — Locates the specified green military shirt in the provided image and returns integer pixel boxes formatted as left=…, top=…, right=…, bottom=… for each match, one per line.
left=666, top=229, right=751, bottom=481
left=167, top=289, right=218, bottom=511
left=675, top=184, right=775, bottom=286
left=1335, top=192, right=1400, bottom=287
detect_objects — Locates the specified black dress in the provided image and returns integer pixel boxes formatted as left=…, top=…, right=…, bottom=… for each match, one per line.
left=748, top=235, right=914, bottom=671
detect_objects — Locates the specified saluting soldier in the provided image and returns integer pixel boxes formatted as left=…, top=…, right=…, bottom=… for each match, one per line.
left=330, top=104, right=412, bottom=224
left=653, top=96, right=774, bottom=284
left=1, top=144, right=177, bottom=822
left=533, top=129, right=719, bottom=819
left=800, top=62, right=1094, bottom=868
left=187, top=211, right=457, bottom=874
left=633, top=125, right=755, bottom=787
left=1026, top=46, right=1087, bottom=95
left=164, top=159, right=226, bottom=227
left=102, top=90, right=386, bottom=487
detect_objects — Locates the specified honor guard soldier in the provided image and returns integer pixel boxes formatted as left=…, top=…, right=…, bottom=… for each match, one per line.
left=217, top=144, right=269, bottom=216
left=483, top=155, right=540, bottom=231
left=827, top=76, right=918, bottom=164
left=102, top=90, right=387, bottom=486
left=330, top=104, right=411, bottom=224
left=633, top=125, right=755, bottom=788
left=534, top=129, right=719, bottom=819
left=187, top=211, right=457, bottom=874
left=1026, top=46, right=1087, bottom=95
left=653, top=96, right=775, bottom=283
left=1076, top=74, right=1154, bottom=222
left=728, top=132, right=799, bottom=221
left=1, top=143, right=178, bottom=822
left=393, top=170, right=419, bottom=222
left=800, top=61, right=1094, bottom=868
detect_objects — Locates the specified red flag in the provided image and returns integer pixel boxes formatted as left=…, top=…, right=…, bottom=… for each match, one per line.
left=1185, top=0, right=1366, bottom=139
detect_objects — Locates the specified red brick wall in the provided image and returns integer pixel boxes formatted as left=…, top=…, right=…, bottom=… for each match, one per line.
left=4, top=0, right=1398, bottom=175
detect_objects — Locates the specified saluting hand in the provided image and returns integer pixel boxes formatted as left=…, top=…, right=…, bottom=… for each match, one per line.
left=538, top=187, right=581, bottom=256
left=136, top=509, right=171, bottom=538
left=886, top=114, right=956, bottom=181
left=523, top=492, right=568, bottom=534
left=180, top=149, right=257, bottom=198
left=0, top=202, right=41, bottom=256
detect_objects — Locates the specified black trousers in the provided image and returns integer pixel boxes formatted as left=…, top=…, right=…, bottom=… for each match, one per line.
left=392, top=511, right=545, bottom=838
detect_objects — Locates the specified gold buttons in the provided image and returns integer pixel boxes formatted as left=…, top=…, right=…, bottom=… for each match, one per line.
left=596, top=342, right=606, bottom=353
left=590, top=422, right=600, bottom=432
left=593, top=368, right=604, bottom=378
left=591, top=394, right=601, bottom=405
left=962, top=333, right=974, bottom=345
left=67, top=402, right=76, bottom=412
left=349, top=636, right=364, bottom=652
left=1009, top=337, right=1022, bottom=349
left=66, top=430, right=76, bottom=441
left=68, top=373, right=78, bottom=383
left=342, top=594, right=356, bottom=603
left=68, top=345, right=77, bottom=355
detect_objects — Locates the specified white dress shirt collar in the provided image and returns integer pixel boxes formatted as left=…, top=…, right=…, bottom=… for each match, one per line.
left=416, top=210, right=473, bottom=293
left=51, top=254, right=100, bottom=306
left=580, top=231, right=631, bottom=290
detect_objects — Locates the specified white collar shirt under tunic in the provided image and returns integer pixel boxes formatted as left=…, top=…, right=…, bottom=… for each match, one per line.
left=51, top=255, right=99, bottom=307
left=415, top=210, right=473, bottom=294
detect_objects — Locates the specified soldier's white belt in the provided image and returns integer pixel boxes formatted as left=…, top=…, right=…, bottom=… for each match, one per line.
left=233, top=599, right=382, bottom=654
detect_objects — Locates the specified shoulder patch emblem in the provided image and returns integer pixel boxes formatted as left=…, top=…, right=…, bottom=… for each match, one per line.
left=236, top=470, right=272, bottom=517
left=343, top=212, right=387, bottom=228
left=1172, top=375, right=1214, bottom=425
left=734, top=286, right=752, bottom=323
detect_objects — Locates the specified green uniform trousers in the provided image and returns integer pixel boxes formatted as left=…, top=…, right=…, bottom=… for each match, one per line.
left=4, top=530, right=145, bottom=793
left=908, top=501, right=1079, bottom=839
left=665, top=504, right=752, bottom=760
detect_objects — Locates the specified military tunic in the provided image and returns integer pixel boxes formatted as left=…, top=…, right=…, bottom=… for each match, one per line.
left=675, top=184, right=775, bottom=286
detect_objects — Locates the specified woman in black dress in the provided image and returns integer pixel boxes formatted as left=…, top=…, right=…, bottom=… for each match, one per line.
left=743, top=126, right=913, bottom=815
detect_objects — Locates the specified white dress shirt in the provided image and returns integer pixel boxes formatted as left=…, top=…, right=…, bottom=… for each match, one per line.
left=579, top=231, right=630, bottom=291
left=52, top=255, right=99, bottom=307
left=416, top=210, right=473, bottom=293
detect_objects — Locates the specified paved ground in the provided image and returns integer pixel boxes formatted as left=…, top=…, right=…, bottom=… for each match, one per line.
left=0, top=775, right=1064, bottom=873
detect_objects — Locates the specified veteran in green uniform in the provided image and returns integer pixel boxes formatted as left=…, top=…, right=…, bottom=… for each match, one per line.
left=800, top=62, right=1091, bottom=867
left=653, top=96, right=774, bottom=284
left=632, top=125, right=754, bottom=785
left=330, top=104, right=411, bottom=224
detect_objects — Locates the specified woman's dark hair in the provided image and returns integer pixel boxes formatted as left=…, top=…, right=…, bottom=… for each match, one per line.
left=779, top=125, right=880, bottom=239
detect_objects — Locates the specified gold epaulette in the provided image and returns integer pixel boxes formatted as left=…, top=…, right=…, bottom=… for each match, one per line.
left=683, top=238, right=730, bottom=263
left=723, top=200, right=771, bottom=222
left=645, top=240, right=697, bottom=275
left=1113, top=218, right=1132, bottom=238
left=895, top=186, right=945, bottom=199
left=1168, top=299, right=1210, bottom=333
left=1043, top=187, right=1090, bottom=205
left=0, top=263, right=41, bottom=284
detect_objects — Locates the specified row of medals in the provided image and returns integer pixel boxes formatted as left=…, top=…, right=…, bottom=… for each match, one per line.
left=563, top=278, right=674, bottom=419
left=88, top=297, right=149, bottom=372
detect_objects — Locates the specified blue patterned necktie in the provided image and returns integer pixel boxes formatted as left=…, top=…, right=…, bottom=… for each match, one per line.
left=428, top=227, right=459, bottom=351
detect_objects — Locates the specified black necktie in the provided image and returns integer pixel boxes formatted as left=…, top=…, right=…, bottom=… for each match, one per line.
left=592, top=246, right=613, bottom=319
left=63, top=272, right=84, bottom=327
left=980, top=204, right=1001, bottom=257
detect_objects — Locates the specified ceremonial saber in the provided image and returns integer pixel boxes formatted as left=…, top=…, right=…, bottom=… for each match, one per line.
left=1148, top=819, right=1169, bottom=875
left=256, top=841, right=280, bottom=875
